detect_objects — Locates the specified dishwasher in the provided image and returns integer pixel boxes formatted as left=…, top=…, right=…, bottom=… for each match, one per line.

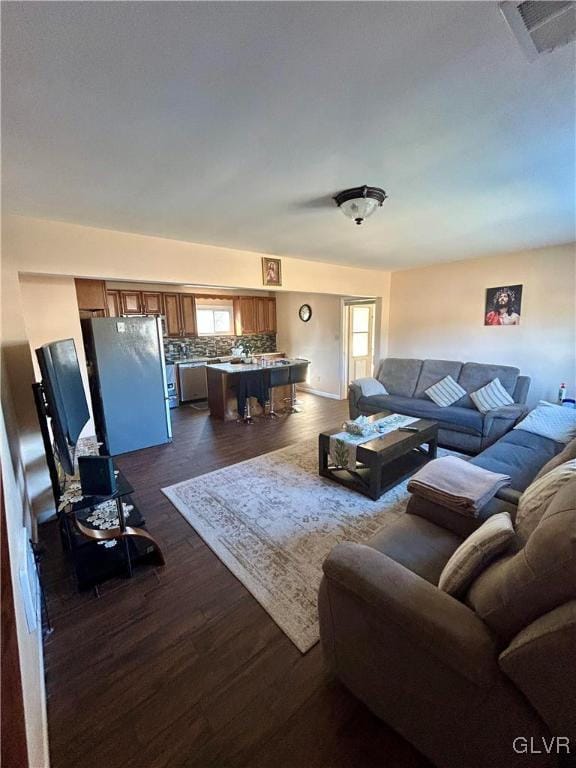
left=178, top=362, right=208, bottom=402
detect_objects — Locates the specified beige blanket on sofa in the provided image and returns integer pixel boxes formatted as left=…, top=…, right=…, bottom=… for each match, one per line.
left=407, top=455, right=511, bottom=517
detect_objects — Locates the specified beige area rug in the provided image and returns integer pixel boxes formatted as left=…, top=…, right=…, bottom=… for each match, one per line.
left=162, top=439, right=449, bottom=653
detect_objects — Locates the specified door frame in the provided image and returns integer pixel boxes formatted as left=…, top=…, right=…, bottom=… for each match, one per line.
left=341, top=298, right=378, bottom=398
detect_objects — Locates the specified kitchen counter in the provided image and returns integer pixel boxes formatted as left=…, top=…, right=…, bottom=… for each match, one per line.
left=206, top=358, right=306, bottom=421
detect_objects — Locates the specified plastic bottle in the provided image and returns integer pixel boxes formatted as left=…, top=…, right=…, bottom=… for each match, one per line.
left=558, top=383, right=566, bottom=403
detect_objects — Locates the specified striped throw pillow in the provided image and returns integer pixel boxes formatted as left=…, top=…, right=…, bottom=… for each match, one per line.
left=470, top=378, right=514, bottom=413
left=438, top=512, right=515, bottom=597
left=425, top=375, right=466, bottom=407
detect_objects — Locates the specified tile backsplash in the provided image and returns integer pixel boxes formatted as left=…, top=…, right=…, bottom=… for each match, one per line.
left=164, top=332, right=277, bottom=361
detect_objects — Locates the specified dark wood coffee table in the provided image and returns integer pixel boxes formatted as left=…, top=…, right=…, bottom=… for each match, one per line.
left=318, top=411, right=438, bottom=500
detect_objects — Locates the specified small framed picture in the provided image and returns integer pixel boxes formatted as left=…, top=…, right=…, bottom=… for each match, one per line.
left=262, top=257, right=282, bottom=287
left=484, top=285, right=522, bottom=326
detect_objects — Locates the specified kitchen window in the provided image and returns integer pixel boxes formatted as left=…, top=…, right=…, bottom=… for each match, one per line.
left=196, top=300, right=234, bottom=336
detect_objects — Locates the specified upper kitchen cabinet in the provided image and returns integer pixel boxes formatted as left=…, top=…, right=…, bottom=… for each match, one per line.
left=142, top=292, right=164, bottom=315
left=120, top=290, right=143, bottom=315
left=75, top=279, right=108, bottom=312
left=180, top=294, right=197, bottom=336
left=233, top=296, right=276, bottom=335
left=106, top=290, right=121, bottom=317
left=162, top=293, right=196, bottom=336
left=256, top=297, right=276, bottom=333
left=163, top=293, right=182, bottom=336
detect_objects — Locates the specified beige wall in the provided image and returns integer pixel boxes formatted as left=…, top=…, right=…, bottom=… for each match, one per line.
left=276, top=293, right=344, bottom=398
left=388, top=244, right=576, bottom=405
left=20, top=273, right=96, bottom=435
left=1, top=377, right=50, bottom=767
left=5, top=215, right=391, bottom=297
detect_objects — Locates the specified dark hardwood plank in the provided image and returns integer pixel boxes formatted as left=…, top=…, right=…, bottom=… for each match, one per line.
left=41, top=393, right=432, bottom=768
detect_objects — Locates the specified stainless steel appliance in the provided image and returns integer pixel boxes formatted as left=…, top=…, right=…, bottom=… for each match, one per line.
left=165, top=363, right=179, bottom=408
left=82, top=317, right=172, bottom=455
left=178, top=362, right=208, bottom=402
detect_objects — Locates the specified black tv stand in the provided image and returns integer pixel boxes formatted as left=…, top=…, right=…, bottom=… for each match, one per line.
left=33, top=382, right=165, bottom=593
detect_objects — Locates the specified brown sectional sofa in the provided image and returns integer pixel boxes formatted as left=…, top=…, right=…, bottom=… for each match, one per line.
left=319, top=436, right=576, bottom=768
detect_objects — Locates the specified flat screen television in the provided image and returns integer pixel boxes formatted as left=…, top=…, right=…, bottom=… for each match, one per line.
left=36, top=339, right=90, bottom=476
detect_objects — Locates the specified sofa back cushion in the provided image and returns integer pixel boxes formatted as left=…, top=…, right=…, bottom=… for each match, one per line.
left=457, top=363, right=519, bottom=408
left=466, top=479, right=576, bottom=643
left=376, top=358, right=423, bottom=397
left=534, top=437, right=576, bottom=481
left=414, top=360, right=463, bottom=399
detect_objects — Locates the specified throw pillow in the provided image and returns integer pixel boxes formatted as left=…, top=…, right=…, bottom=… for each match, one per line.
left=514, top=401, right=576, bottom=444
left=470, top=378, right=514, bottom=413
left=353, top=377, right=388, bottom=397
left=438, top=512, right=515, bottom=597
left=425, top=375, right=466, bottom=407
left=516, top=459, right=576, bottom=541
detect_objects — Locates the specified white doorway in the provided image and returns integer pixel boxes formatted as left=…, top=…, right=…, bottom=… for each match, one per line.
left=344, top=301, right=376, bottom=385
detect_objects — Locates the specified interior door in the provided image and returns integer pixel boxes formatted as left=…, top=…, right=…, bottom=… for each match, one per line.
left=348, top=304, right=375, bottom=383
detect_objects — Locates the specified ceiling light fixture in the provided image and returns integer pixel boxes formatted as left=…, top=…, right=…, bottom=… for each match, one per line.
left=333, top=185, right=388, bottom=225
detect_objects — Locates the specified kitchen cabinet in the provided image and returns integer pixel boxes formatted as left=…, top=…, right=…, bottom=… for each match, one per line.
left=180, top=294, right=197, bottom=336
left=106, top=290, right=121, bottom=317
left=256, top=297, right=276, bottom=333
left=75, top=279, right=108, bottom=312
left=163, top=293, right=182, bottom=336
left=142, top=292, right=164, bottom=315
left=233, top=296, right=276, bottom=335
left=120, top=291, right=143, bottom=315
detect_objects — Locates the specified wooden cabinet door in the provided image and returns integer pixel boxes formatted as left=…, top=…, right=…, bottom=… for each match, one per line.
left=238, top=297, right=257, bottom=334
left=121, top=291, right=143, bottom=314
left=267, top=298, right=277, bottom=332
left=163, top=293, right=182, bottom=336
left=142, top=292, right=163, bottom=315
left=106, top=290, right=121, bottom=317
left=256, top=298, right=267, bottom=333
left=180, top=294, right=197, bottom=336
left=75, top=279, right=107, bottom=311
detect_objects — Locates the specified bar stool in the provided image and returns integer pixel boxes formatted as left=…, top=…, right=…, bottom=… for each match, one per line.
left=266, top=366, right=290, bottom=418
left=234, top=370, right=265, bottom=424
left=285, top=360, right=310, bottom=413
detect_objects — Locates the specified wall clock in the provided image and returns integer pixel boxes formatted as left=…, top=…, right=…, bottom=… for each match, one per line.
left=298, top=304, right=312, bottom=322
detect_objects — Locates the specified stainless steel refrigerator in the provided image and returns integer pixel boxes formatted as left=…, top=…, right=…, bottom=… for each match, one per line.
left=82, top=317, right=172, bottom=455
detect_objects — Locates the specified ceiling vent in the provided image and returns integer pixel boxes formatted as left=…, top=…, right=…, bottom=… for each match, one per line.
left=500, top=1, right=576, bottom=60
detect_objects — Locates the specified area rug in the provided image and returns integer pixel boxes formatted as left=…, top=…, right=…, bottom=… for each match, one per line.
left=162, top=439, right=450, bottom=653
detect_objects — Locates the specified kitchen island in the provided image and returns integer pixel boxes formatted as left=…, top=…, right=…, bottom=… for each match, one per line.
left=206, top=359, right=308, bottom=420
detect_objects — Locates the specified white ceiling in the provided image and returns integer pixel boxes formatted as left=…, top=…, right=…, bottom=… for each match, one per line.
left=2, top=1, right=575, bottom=270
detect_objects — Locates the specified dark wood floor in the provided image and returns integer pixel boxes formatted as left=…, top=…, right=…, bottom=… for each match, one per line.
left=41, top=393, right=432, bottom=768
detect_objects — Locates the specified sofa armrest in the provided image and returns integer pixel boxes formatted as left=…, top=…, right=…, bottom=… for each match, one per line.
left=322, top=542, right=500, bottom=687
left=348, top=383, right=362, bottom=419
left=495, top=487, right=522, bottom=506
left=481, top=404, right=529, bottom=448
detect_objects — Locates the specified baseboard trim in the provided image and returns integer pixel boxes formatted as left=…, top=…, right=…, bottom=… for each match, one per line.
left=296, top=385, right=343, bottom=401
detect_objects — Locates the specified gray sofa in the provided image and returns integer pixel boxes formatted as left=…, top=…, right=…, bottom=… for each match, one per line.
left=319, top=431, right=576, bottom=768
left=349, top=358, right=530, bottom=453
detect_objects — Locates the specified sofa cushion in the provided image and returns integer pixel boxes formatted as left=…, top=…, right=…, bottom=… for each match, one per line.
left=534, top=437, right=576, bottom=481
left=359, top=394, right=484, bottom=436
left=470, top=378, right=515, bottom=413
left=367, top=514, right=462, bottom=585
left=376, top=358, right=422, bottom=398
left=457, top=363, right=519, bottom=408
left=515, top=459, right=576, bottom=542
left=425, top=376, right=467, bottom=408
left=466, top=479, right=576, bottom=643
left=414, top=359, right=463, bottom=399
left=353, top=377, right=388, bottom=397
left=438, top=512, right=515, bottom=597
left=471, top=429, right=563, bottom=491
